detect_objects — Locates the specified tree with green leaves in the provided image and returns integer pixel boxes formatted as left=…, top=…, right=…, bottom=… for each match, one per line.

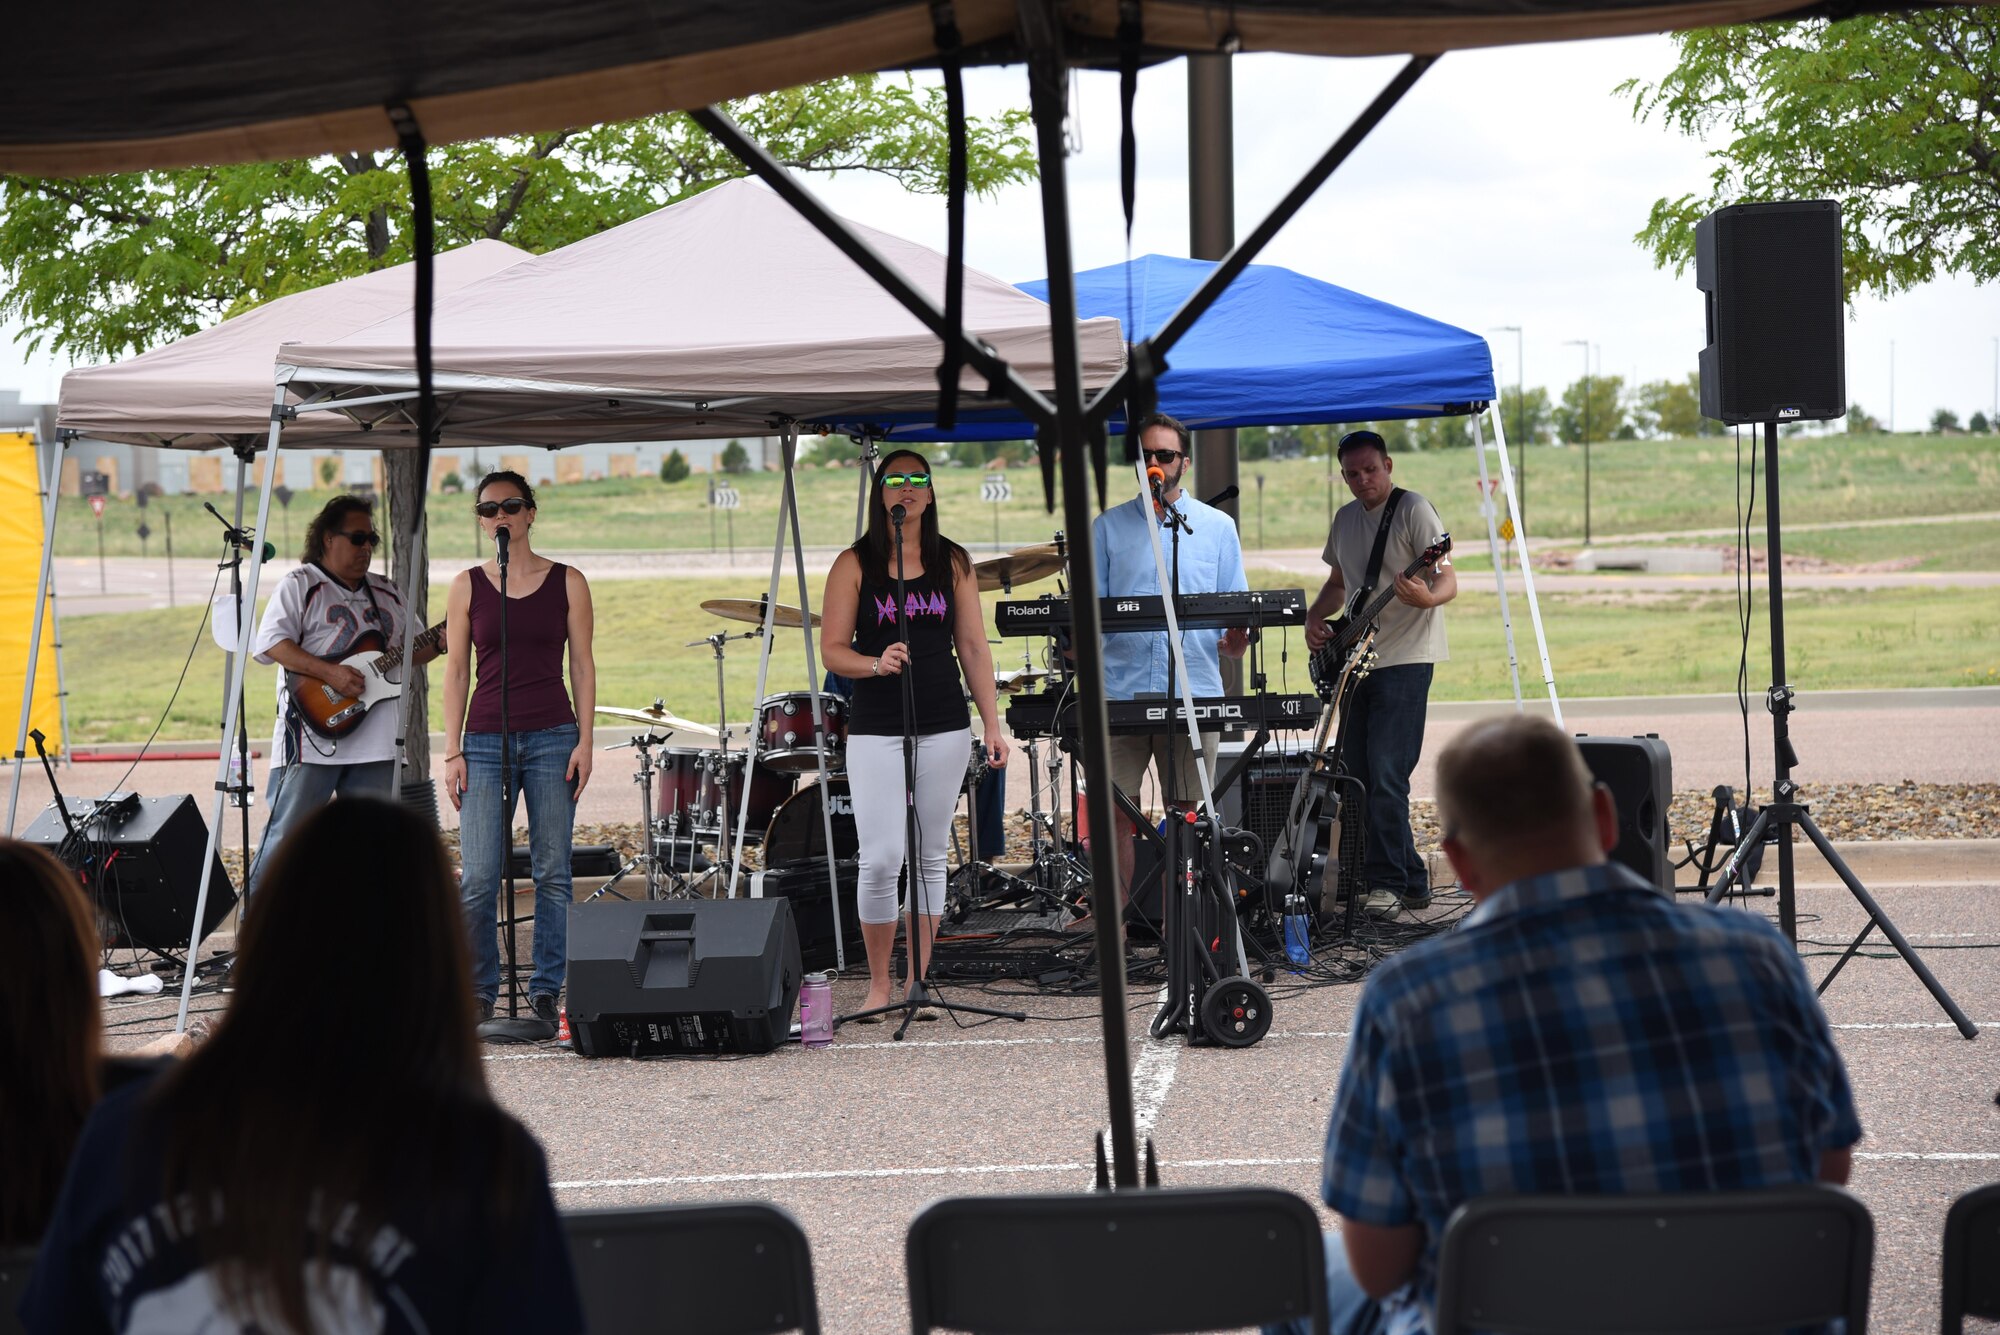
left=1498, top=385, right=1555, bottom=446
left=1846, top=403, right=1883, bottom=434
left=1631, top=374, right=1719, bottom=440
left=1555, top=375, right=1627, bottom=445
left=719, top=441, right=751, bottom=475
left=1972, top=410, right=1993, bottom=434
left=660, top=449, right=690, bottom=484
left=1931, top=407, right=1963, bottom=434
left=1621, top=10, right=1998, bottom=300
left=0, top=74, right=1034, bottom=773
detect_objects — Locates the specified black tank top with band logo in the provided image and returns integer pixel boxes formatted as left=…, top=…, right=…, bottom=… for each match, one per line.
left=847, top=568, right=971, bottom=736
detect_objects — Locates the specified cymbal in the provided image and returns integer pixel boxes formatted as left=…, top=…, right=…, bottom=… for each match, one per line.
left=996, top=668, right=1050, bottom=694
left=701, top=597, right=821, bottom=629
left=975, top=543, right=1065, bottom=592
left=594, top=703, right=721, bottom=739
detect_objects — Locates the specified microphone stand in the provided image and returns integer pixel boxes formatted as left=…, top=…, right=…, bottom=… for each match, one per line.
left=480, top=526, right=550, bottom=1042
left=843, top=507, right=1023, bottom=1040
left=204, top=499, right=259, bottom=892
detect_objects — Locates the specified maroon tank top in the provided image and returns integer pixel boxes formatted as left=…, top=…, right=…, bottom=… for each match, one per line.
left=466, top=562, right=577, bottom=734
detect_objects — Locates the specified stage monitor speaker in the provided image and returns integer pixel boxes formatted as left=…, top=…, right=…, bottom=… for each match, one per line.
left=1695, top=200, right=1845, bottom=425
left=1575, top=734, right=1674, bottom=896
left=21, top=793, right=236, bottom=952
left=566, top=898, right=802, bottom=1057
left=750, top=858, right=860, bottom=972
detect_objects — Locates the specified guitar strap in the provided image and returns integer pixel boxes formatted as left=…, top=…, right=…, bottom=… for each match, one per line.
left=1353, top=487, right=1406, bottom=612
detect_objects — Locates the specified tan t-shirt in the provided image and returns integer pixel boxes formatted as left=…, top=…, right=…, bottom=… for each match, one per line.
left=1322, top=488, right=1451, bottom=669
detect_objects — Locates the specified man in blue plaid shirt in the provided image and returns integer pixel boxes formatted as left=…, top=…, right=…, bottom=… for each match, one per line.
left=1281, top=716, right=1861, bottom=1335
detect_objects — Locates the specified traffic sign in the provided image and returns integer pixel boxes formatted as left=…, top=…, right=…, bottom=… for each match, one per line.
left=89, top=494, right=106, bottom=518
left=1499, top=517, right=1516, bottom=542
left=710, top=483, right=741, bottom=510
left=980, top=474, right=1012, bottom=504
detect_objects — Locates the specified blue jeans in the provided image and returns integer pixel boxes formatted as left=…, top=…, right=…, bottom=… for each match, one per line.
left=246, top=760, right=396, bottom=899
left=1266, top=1233, right=1388, bottom=1335
left=459, top=724, right=578, bottom=1001
left=1343, top=663, right=1433, bottom=900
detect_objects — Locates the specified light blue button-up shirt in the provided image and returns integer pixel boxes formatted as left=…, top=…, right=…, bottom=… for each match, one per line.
left=1091, top=492, right=1248, bottom=699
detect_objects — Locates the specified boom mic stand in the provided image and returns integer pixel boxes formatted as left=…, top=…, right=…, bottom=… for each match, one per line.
left=479, top=526, right=552, bottom=1043
left=1705, top=421, right=1974, bottom=1039
left=843, top=505, right=1024, bottom=1040
left=203, top=499, right=261, bottom=888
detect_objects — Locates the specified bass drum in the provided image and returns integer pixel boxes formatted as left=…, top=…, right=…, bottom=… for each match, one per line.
left=761, top=777, right=859, bottom=869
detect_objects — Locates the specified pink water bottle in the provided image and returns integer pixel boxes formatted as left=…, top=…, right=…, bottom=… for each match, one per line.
left=799, top=972, right=834, bottom=1048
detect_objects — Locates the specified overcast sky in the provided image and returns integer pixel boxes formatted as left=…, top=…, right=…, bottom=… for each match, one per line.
left=3, top=32, right=1994, bottom=429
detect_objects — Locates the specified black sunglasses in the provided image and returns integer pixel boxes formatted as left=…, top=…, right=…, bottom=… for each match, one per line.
left=1142, top=448, right=1184, bottom=465
left=335, top=530, right=381, bottom=547
left=474, top=498, right=530, bottom=518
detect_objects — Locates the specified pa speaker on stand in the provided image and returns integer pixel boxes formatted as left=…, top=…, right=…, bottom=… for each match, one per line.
left=1695, top=199, right=1845, bottom=425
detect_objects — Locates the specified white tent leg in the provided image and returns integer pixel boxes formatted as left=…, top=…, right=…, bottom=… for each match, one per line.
left=49, top=539, right=75, bottom=771
left=782, top=429, right=845, bottom=973
left=175, top=390, right=284, bottom=1033
left=1470, top=412, right=1525, bottom=709
left=1484, top=405, right=1563, bottom=727
left=7, top=433, right=65, bottom=836
left=728, top=450, right=791, bottom=897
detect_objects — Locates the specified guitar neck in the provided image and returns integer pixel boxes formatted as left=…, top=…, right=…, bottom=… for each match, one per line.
left=1322, top=555, right=1428, bottom=661
left=374, top=621, right=446, bottom=673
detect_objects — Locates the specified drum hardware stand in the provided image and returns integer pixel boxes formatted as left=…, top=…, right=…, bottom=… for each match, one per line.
left=690, top=628, right=759, bottom=895
left=1675, top=784, right=1774, bottom=899
left=1703, top=421, right=1973, bottom=1038
left=840, top=506, right=1025, bottom=1039
left=587, top=730, right=678, bottom=902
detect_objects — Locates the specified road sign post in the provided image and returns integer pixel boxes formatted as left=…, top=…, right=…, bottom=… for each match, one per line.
left=89, top=493, right=107, bottom=591
left=981, top=472, right=1012, bottom=547
left=711, top=479, right=741, bottom=565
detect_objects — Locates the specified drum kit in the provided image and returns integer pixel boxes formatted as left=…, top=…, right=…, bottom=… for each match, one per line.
left=590, top=543, right=1082, bottom=906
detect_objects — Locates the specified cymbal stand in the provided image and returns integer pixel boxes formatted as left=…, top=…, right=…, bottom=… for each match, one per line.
left=695, top=626, right=758, bottom=894
left=588, top=730, right=672, bottom=902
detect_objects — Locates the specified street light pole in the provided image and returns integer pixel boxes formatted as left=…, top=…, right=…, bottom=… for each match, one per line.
left=1491, top=324, right=1524, bottom=534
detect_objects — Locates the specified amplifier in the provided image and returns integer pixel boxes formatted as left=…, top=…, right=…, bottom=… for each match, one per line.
left=750, top=858, right=861, bottom=971
left=21, top=793, right=235, bottom=951
left=509, top=843, right=620, bottom=879
left=567, top=898, right=802, bottom=1056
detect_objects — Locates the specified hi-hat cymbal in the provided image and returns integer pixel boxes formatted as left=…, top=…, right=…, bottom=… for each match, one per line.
left=975, top=543, right=1065, bottom=592
left=594, top=703, right=721, bottom=739
left=996, top=667, right=1050, bottom=694
left=701, top=597, right=821, bottom=629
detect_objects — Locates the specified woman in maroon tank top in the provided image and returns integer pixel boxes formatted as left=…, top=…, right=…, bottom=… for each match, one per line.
left=440, top=472, right=597, bottom=1024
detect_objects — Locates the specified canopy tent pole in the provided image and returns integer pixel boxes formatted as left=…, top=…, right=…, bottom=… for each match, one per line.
left=176, top=384, right=285, bottom=1033
left=1470, top=411, right=1526, bottom=709
left=729, top=437, right=794, bottom=897
left=6, top=432, right=66, bottom=835
left=1482, top=405, right=1562, bottom=726
left=780, top=426, right=847, bottom=973
left=1021, top=0, right=1140, bottom=1191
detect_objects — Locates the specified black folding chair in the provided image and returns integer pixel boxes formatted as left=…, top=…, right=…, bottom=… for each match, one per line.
left=1, top=1245, right=36, bottom=1335
left=563, top=1201, right=820, bottom=1335
left=1434, top=1185, right=1873, bottom=1335
left=1942, top=1182, right=2000, bottom=1335
left=905, top=1186, right=1328, bottom=1334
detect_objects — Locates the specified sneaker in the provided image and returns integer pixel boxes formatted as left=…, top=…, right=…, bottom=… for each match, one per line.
left=531, top=993, right=559, bottom=1025
left=1400, top=887, right=1433, bottom=911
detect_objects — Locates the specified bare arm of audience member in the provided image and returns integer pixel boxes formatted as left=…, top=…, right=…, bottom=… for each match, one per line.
left=1338, top=1217, right=1424, bottom=1299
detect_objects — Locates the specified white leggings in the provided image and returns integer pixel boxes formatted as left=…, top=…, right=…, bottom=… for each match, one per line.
left=846, top=730, right=968, bottom=924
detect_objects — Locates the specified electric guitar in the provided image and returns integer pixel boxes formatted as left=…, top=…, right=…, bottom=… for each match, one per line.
left=289, top=621, right=447, bottom=739
left=1306, top=533, right=1452, bottom=694
left=1264, top=629, right=1378, bottom=905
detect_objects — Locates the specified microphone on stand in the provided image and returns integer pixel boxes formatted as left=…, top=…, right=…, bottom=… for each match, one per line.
left=1203, top=485, right=1239, bottom=508
left=1147, top=465, right=1168, bottom=513
left=890, top=503, right=907, bottom=526
left=494, top=525, right=510, bottom=569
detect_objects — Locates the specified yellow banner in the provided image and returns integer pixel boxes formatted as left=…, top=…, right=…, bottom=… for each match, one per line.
left=0, top=433, right=62, bottom=754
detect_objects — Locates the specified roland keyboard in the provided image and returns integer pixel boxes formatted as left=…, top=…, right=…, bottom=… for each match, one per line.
left=994, top=588, right=1307, bottom=637
left=1006, top=691, right=1322, bottom=738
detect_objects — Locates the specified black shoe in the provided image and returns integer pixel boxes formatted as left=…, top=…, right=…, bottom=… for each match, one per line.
left=477, top=997, right=495, bottom=1023
left=531, top=993, right=559, bottom=1025
left=1400, top=887, right=1433, bottom=911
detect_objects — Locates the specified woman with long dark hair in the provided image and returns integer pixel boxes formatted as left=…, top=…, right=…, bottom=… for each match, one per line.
left=20, top=799, right=582, bottom=1333
left=819, top=450, right=1007, bottom=1017
left=442, top=470, right=596, bottom=1024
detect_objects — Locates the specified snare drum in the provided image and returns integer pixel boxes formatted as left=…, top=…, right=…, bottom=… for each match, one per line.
left=755, top=692, right=849, bottom=773
left=691, top=752, right=795, bottom=843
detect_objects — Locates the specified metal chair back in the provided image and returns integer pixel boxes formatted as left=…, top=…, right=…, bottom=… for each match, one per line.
left=563, top=1201, right=820, bottom=1335
left=1942, top=1182, right=2000, bottom=1335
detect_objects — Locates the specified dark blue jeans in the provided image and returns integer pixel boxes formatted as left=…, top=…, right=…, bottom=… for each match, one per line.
left=1342, top=663, right=1432, bottom=900
left=459, top=724, right=577, bottom=1001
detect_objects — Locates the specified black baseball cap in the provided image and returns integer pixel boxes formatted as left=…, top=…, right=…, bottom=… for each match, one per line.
left=1337, top=429, right=1388, bottom=459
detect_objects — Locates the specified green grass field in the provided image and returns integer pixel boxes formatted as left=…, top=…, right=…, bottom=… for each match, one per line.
left=52, top=432, right=2000, bottom=559
left=58, top=568, right=2000, bottom=745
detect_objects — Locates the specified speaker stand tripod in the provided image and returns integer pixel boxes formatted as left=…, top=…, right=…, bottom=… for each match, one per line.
left=1704, top=421, right=1975, bottom=1039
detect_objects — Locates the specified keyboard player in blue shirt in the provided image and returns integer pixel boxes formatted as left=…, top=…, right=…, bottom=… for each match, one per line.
left=1088, top=412, right=1249, bottom=911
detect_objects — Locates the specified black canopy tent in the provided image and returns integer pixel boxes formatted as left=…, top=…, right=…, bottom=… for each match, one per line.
left=8, top=0, right=1970, bottom=1190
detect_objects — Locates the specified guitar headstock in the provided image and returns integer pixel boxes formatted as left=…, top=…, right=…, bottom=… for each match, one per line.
left=1418, top=532, right=1452, bottom=571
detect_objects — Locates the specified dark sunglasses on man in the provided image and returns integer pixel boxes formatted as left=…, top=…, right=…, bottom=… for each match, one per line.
left=335, top=530, right=382, bottom=547
left=474, top=497, right=530, bottom=517
left=1142, top=448, right=1184, bottom=465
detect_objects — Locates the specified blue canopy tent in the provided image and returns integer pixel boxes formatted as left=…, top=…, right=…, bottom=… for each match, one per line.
left=859, top=253, right=1556, bottom=719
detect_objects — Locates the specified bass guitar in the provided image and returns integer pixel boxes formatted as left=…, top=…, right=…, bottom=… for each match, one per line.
left=1306, top=533, right=1451, bottom=694
left=289, top=621, right=447, bottom=739
left=1264, top=629, right=1377, bottom=906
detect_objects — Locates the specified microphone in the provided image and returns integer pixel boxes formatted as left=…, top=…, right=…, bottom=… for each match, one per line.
left=1204, top=485, right=1239, bottom=507
left=202, top=502, right=277, bottom=561
left=890, top=503, right=907, bottom=525
left=1146, top=464, right=1167, bottom=505
left=494, top=525, right=510, bottom=568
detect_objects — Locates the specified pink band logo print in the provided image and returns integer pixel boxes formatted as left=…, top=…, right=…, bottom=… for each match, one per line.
left=872, top=589, right=948, bottom=626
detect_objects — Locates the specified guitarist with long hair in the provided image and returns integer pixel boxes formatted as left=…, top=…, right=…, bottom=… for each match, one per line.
left=245, top=494, right=442, bottom=900
left=1304, top=431, right=1456, bottom=919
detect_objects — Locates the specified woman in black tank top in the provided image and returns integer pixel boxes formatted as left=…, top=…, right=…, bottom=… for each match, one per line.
left=819, top=451, right=1008, bottom=1019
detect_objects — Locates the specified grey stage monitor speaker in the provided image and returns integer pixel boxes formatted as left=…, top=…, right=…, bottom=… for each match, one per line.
left=1695, top=200, right=1845, bottom=425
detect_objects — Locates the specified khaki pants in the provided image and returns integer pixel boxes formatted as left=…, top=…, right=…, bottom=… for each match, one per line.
left=1106, top=730, right=1222, bottom=814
